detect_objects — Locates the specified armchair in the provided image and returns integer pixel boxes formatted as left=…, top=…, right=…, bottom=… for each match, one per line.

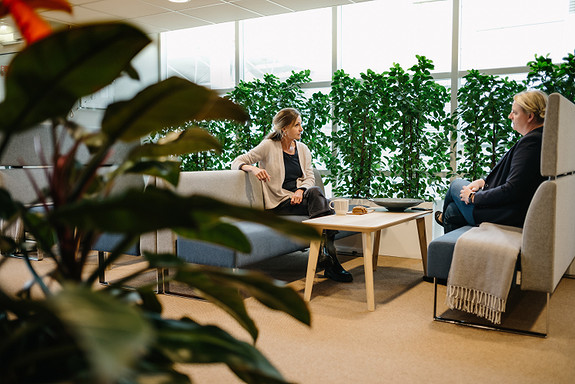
left=427, top=93, right=575, bottom=337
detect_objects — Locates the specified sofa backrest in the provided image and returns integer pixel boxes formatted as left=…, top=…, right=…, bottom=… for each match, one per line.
left=169, top=170, right=265, bottom=209
left=522, top=93, right=575, bottom=292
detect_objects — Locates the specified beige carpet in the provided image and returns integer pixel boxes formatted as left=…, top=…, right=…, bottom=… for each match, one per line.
left=2, top=252, right=574, bottom=384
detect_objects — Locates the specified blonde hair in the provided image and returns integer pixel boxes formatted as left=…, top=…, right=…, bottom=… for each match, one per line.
left=514, top=90, right=548, bottom=124
left=266, top=108, right=301, bottom=141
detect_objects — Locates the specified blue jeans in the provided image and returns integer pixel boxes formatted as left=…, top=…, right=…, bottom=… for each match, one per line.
left=442, top=178, right=476, bottom=233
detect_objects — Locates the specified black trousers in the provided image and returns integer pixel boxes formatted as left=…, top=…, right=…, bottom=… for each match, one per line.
left=270, top=186, right=334, bottom=219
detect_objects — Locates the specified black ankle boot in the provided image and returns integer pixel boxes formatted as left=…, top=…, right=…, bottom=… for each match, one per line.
left=320, top=231, right=352, bottom=283
left=322, top=249, right=353, bottom=282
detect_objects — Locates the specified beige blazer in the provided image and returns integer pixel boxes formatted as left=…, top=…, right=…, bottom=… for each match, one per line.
left=231, top=139, right=315, bottom=209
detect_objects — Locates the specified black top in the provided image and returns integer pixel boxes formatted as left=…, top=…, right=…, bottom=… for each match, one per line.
left=282, top=147, right=303, bottom=192
left=473, top=126, right=546, bottom=228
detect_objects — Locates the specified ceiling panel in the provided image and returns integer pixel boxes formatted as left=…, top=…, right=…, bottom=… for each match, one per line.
left=233, top=0, right=293, bottom=17
left=180, top=3, right=262, bottom=24
left=1, top=0, right=371, bottom=46
left=134, top=12, right=209, bottom=31
left=81, top=0, right=169, bottom=19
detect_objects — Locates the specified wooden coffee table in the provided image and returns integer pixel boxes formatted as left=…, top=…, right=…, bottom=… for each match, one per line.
left=303, top=209, right=431, bottom=311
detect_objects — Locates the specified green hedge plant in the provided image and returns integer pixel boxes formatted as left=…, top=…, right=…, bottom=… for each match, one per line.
left=455, top=70, right=524, bottom=181
left=383, top=56, right=454, bottom=199
left=157, top=70, right=332, bottom=171
left=525, top=51, right=575, bottom=103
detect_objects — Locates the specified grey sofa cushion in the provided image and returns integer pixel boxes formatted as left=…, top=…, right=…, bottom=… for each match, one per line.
left=427, top=226, right=473, bottom=280
left=177, top=219, right=309, bottom=268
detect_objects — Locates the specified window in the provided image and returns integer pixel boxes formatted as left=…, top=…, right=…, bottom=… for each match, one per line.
left=242, top=8, right=332, bottom=82
left=460, top=0, right=575, bottom=70
left=340, top=0, right=452, bottom=77
left=164, top=23, right=235, bottom=89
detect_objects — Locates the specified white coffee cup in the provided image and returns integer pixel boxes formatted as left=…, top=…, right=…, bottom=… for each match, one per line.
left=329, top=199, right=349, bottom=215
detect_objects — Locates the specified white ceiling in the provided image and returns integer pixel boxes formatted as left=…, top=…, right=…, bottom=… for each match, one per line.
left=1, top=0, right=373, bottom=40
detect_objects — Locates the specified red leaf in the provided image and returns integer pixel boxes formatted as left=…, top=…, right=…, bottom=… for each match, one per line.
left=0, top=0, right=73, bottom=44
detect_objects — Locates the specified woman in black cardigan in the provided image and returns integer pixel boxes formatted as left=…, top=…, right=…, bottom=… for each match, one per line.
left=436, top=90, right=548, bottom=233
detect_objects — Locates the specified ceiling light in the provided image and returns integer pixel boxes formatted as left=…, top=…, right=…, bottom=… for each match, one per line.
left=169, top=0, right=191, bottom=3
left=0, top=24, right=14, bottom=34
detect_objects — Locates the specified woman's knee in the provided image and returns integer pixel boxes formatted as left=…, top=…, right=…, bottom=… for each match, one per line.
left=304, top=186, right=324, bottom=199
left=447, top=179, right=469, bottom=200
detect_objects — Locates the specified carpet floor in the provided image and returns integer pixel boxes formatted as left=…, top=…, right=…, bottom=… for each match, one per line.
left=2, top=251, right=574, bottom=384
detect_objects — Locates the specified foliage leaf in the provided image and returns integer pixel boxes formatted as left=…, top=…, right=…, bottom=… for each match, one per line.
left=49, top=187, right=320, bottom=247
left=47, top=285, right=154, bottom=383
left=124, top=159, right=181, bottom=187
left=152, top=316, right=288, bottom=383
left=129, top=127, right=222, bottom=160
left=101, top=77, right=249, bottom=142
left=0, top=23, right=150, bottom=133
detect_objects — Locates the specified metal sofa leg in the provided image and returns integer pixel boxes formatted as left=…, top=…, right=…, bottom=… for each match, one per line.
left=98, top=251, right=108, bottom=285
left=432, top=278, right=549, bottom=338
left=156, top=268, right=167, bottom=294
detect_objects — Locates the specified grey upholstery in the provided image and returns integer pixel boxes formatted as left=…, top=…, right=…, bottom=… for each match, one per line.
left=178, top=221, right=308, bottom=268
left=156, top=169, right=354, bottom=270
left=521, top=93, right=575, bottom=292
left=427, top=226, right=473, bottom=280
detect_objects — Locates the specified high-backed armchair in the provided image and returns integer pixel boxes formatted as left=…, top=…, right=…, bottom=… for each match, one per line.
left=426, top=93, right=575, bottom=337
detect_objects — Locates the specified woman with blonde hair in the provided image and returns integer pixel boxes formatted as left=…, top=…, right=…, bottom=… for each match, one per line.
left=232, top=108, right=352, bottom=282
left=435, top=89, right=548, bottom=233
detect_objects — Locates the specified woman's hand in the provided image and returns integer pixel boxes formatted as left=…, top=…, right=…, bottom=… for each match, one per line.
left=459, top=185, right=474, bottom=204
left=243, top=165, right=271, bottom=182
left=459, top=179, right=484, bottom=204
left=467, top=179, right=485, bottom=192
left=291, top=189, right=304, bottom=205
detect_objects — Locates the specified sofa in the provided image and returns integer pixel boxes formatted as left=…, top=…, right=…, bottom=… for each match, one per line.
left=426, top=93, right=575, bottom=336
left=149, top=168, right=355, bottom=292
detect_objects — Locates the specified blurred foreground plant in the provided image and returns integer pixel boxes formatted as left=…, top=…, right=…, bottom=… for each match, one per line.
left=0, top=9, right=317, bottom=384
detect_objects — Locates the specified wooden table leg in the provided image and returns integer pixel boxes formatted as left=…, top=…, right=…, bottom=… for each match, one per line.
left=362, top=231, right=375, bottom=311
left=372, top=229, right=382, bottom=271
left=416, top=217, right=428, bottom=276
left=304, top=239, right=322, bottom=302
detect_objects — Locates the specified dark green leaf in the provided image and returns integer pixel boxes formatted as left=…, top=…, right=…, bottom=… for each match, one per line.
left=48, top=285, right=154, bottom=383
left=0, top=23, right=150, bottom=133
left=128, top=127, right=222, bottom=160
left=125, top=160, right=181, bottom=187
left=101, top=77, right=249, bottom=142
left=49, top=188, right=320, bottom=246
left=152, top=316, right=288, bottom=383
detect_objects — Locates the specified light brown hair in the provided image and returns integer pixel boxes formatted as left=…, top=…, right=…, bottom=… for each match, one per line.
left=266, top=108, right=301, bottom=141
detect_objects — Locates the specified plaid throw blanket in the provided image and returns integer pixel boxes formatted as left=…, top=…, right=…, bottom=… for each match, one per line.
left=446, top=222, right=522, bottom=324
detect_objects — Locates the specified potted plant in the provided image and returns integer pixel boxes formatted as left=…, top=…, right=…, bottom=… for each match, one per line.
left=0, top=2, right=318, bottom=383
left=329, top=57, right=453, bottom=200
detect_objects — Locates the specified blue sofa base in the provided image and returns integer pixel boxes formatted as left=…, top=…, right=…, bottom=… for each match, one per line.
left=177, top=219, right=356, bottom=269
